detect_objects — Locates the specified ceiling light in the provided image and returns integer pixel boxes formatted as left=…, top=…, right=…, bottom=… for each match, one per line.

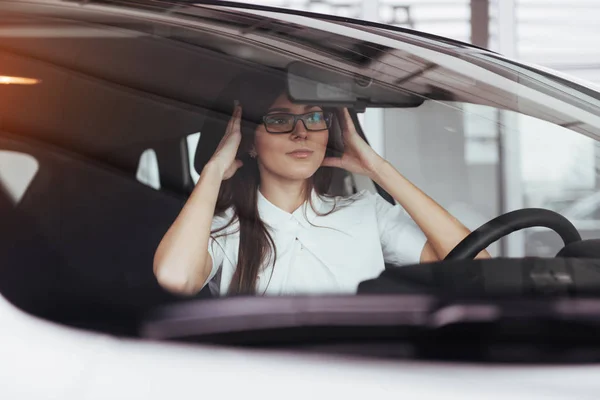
left=0, top=76, right=41, bottom=85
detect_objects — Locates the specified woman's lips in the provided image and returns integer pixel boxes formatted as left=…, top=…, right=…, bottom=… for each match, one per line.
left=287, top=149, right=313, bottom=159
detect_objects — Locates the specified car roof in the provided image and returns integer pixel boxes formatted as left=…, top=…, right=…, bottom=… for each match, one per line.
left=187, top=0, right=496, bottom=53
left=3, top=0, right=600, bottom=167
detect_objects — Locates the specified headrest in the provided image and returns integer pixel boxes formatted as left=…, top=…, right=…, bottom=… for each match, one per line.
left=193, top=69, right=288, bottom=175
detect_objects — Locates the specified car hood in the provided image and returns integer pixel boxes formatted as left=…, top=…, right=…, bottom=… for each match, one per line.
left=2, top=293, right=600, bottom=399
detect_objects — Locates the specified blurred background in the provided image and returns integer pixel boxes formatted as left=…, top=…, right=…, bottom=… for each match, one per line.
left=232, top=0, right=600, bottom=83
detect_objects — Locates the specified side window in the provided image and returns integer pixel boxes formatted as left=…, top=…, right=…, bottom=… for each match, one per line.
left=0, top=150, right=39, bottom=205
left=135, top=149, right=160, bottom=190
left=136, top=149, right=161, bottom=190
left=378, top=100, right=599, bottom=257
left=186, top=132, right=201, bottom=184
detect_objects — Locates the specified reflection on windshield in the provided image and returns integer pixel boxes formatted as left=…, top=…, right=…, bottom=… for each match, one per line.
left=0, top=0, right=599, bottom=342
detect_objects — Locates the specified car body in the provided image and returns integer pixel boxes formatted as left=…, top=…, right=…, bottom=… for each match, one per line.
left=2, top=0, right=600, bottom=397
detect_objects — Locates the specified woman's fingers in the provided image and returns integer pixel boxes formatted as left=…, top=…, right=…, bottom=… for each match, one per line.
left=214, top=106, right=237, bottom=152
left=222, top=106, right=242, bottom=152
left=209, top=105, right=245, bottom=180
left=221, top=104, right=241, bottom=143
left=232, top=105, right=242, bottom=136
left=335, top=108, right=347, bottom=132
left=217, top=106, right=242, bottom=151
left=221, top=109, right=234, bottom=140
left=224, top=127, right=242, bottom=154
left=228, top=102, right=241, bottom=131
left=337, top=107, right=353, bottom=131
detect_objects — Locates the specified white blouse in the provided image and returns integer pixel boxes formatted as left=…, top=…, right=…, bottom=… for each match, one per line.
left=206, top=190, right=427, bottom=296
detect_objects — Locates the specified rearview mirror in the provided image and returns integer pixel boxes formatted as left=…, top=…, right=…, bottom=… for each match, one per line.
left=286, top=61, right=423, bottom=111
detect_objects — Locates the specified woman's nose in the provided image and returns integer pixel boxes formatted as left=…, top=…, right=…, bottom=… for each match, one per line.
left=291, top=119, right=308, bottom=139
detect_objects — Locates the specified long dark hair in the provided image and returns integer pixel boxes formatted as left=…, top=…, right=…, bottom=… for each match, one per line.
left=197, top=69, right=345, bottom=295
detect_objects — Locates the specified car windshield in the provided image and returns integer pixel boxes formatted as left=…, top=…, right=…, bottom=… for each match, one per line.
left=2, top=1, right=600, bottom=340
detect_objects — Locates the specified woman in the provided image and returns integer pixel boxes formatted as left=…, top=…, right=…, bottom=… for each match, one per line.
left=153, top=72, right=488, bottom=296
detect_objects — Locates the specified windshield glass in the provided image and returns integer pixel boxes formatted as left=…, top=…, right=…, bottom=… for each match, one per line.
left=1, top=1, right=600, bottom=337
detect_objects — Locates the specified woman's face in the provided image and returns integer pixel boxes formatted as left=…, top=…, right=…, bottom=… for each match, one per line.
left=254, top=92, right=330, bottom=183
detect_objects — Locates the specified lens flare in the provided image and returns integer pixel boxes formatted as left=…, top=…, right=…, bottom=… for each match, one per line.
left=0, top=76, right=41, bottom=85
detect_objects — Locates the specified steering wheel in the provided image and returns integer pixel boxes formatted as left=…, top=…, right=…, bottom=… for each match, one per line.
left=444, top=208, right=581, bottom=260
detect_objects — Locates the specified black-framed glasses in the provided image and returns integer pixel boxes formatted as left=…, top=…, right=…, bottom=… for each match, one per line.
left=262, top=111, right=332, bottom=134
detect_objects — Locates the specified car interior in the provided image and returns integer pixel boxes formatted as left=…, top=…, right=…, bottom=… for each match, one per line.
left=1, top=1, right=600, bottom=342
left=0, top=3, right=371, bottom=335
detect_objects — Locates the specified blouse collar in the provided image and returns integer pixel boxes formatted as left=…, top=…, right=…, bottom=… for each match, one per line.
left=257, top=189, right=330, bottom=230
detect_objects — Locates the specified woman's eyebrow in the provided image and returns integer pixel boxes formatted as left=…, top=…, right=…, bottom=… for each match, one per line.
left=267, top=107, right=291, bottom=113
left=266, top=105, right=322, bottom=113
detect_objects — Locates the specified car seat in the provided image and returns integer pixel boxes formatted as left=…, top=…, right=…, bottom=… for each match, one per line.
left=0, top=135, right=211, bottom=336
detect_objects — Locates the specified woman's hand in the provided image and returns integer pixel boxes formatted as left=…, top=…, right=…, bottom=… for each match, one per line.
left=321, top=108, right=386, bottom=178
left=206, top=104, right=244, bottom=180
left=155, top=107, right=244, bottom=296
